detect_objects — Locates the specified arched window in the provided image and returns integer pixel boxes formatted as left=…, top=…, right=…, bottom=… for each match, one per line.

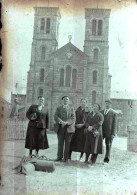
left=40, top=18, right=45, bottom=31
left=60, top=68, right=64, bottom=86
left=41, top=47, right=46, bottom=60
left=93, top=48, right=99, bottom=61
left=72, top=69, right=77, bottom=88
left=39, top=88, right=44, bottom=96
left=65, top=66, right=71, bottom=87
left=46, top=18, right=51, bottom=34
left=92, top=91, right=96, bottom=105
left=98, top=20, right=103, bottom=35
left=40, top=68, right=44, bottom=82
left=92, top=19, right=97, bottom=35
left=93, top=71, right=97, bottom=84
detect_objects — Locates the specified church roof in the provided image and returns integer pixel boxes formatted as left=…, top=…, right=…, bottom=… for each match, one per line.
left=111, top=90, right=137, bottom=100
left=53, top=42, right=88, bottom=58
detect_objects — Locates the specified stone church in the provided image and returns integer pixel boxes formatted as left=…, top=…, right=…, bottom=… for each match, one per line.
left=26, top=7, right=111, bottom=127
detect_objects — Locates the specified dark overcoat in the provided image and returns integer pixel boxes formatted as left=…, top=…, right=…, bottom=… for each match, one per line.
left=101, top=109, right=117, bottom=138
left=25, top=105, right=49, bottom=150
left=70, top=106, right=90, bottom=152
left=84, top=112, right=104, bottom=154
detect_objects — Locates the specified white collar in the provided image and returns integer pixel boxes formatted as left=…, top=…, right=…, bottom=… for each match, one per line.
left=104, top=108, right=111, bottom=114
left=63, top=104, right=68, bottom=109
left=38, top=104, right=44, bottom=111
left=92, top=112, right=97, bottom=116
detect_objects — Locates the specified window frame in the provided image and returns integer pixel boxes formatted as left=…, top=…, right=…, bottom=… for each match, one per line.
left=98, top=20, right=103, bottom=36
left=93, top=48, right=99, bottom=62
left=60, top=68, right=64, bottom=87
left=93, top=70, right=98, bottom=84
left=41, top=46, right=46, bottom=60
left=65, top=66, right=71, bottom=87
left=40, top=68, right=45, bottom=82
left=91, top=19, right=103, bottom=36
left=72, top=69, right=77, bottom=88
left=40, top=18, right=45, bottom=31
left=38, top=88, right=44, bottom=96
left=46, top=18, right=51, bottom=34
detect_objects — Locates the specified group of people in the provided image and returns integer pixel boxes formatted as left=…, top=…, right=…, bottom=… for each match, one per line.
left=25, top=95, right=117, bottom=165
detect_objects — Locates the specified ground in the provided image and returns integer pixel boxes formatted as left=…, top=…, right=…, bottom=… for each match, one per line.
left=0, top=133, right=137, bottom=195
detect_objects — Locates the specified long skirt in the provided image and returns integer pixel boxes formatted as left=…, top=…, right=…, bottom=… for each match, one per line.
left=25, top=126, right=49, bottom=150
left=84, top=131, right=103, bottom=154
left=70, top=127, right=86, bottom=152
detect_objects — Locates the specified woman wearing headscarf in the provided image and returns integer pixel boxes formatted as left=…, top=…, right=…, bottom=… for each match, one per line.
left=25, top=96, right=49, bottom=157
left=84, top=103, right=104, bottom=165
left=69, top=98, right=90, bottom=161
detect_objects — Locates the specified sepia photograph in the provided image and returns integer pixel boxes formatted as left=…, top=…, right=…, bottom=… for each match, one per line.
left=0, top=0, right=137, bottom=194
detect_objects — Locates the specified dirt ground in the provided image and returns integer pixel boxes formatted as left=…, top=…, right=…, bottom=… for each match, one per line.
left=0, top=133, right=137, bottom=195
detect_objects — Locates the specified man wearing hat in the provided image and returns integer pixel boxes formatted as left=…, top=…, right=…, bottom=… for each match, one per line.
left=54, top=96, right=75, bottom=162
left=101, top=100, right=117, bottom=163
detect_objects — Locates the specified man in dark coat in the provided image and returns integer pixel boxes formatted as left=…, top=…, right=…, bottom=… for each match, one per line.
left=54, top=96, right=75, bottom=162
left=101, top=100, right=117, bottom=163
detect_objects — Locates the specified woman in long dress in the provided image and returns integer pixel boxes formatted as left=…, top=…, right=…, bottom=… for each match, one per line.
left=84, top=103, right=104, bottom=165
left=69, top=98, right=90, bottom=161
left=25, top=96, right=49, bottom=157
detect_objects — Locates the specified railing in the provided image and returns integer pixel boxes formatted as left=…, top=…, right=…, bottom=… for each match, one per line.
left=0, top=118, right=135, bottom=140
left=0, top=119, right=28, bottom=140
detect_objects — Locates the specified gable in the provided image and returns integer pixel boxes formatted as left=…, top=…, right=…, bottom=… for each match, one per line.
left=52, top=42, right=88, bottom=59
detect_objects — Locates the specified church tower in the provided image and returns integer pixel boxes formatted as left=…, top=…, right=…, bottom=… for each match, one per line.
left=84, top=8, right=111, bottom=107
left=26, top=7, right=61, bottom=105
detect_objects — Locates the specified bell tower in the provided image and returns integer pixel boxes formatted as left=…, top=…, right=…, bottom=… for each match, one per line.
left=84, top=8, right=111, bottom=106
left=26, top=7, right=61, bottom=105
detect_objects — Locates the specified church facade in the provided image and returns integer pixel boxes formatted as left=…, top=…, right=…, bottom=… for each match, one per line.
left=26, top=7, right=111, bottom=128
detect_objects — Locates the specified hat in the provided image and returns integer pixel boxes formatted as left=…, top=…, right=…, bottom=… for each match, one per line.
left=105, top=100, right=112, bottom=104
left=62, top=96, right=69, bottom=100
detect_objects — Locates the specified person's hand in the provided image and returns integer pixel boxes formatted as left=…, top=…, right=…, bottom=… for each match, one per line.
left=61, top=121, right=68, bottom=128
left=59, top=119, right=63, bottom=124
left=88, top=126, right=93, bottom=132
left=30, top=113, right=37, bottom=120
left=93, top=130, right=99, bottom=137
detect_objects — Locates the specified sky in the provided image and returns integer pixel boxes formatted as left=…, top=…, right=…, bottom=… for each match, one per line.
left=1, top=0, right=137, bottom=97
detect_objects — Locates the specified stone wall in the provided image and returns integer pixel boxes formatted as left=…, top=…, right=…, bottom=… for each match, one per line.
left=111, top=99, right=137, bottom=123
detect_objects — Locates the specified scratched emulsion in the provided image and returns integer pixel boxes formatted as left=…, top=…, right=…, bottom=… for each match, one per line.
left=1, top=0, right=137, bottom=194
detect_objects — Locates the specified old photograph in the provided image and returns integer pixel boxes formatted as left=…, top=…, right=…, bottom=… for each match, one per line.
left=0, top=0, right=137, bottom=194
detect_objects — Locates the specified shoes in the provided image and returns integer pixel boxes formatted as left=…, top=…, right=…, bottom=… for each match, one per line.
left=62, top=159, right=70, bottom=162
left=84, top=160, right=89, bottom=164
left=62, top=159, right=67, bottom=162
left=89, top=162, right=95, bottom=166
left=79, top=158, right=83, bottom=162
left=55, top=158, right=62, bottom=162
left=103, top=161, right=109, bottom=164
left=88, top=159, right=92, bottom=163
left=35, top=153, right=39, bottom=158
left=104, top=158, right=109, bottom=163
left=29, top=154, right=37, bottom=158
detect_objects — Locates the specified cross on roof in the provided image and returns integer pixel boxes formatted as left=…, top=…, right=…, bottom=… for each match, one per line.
left=68, top=35, right=72, bottom=42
